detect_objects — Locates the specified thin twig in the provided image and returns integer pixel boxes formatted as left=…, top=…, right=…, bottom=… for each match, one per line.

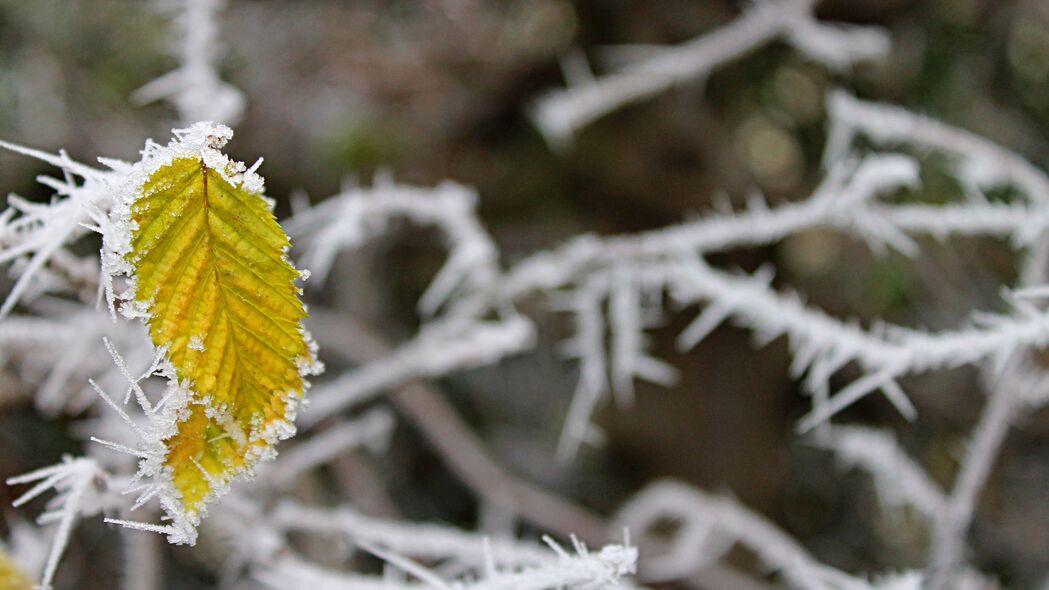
left=306, top=309, right=773, bottom=590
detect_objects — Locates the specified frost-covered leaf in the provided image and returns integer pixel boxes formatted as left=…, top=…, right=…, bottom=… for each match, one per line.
left=110, top=123, right=318, bottom=539
left=0, top=548, right=31, bottom=590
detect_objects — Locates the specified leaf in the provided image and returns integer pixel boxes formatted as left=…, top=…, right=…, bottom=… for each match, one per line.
left=0, top=549, right=31, bottom=590
left=126, top=139, right=311, bottom=520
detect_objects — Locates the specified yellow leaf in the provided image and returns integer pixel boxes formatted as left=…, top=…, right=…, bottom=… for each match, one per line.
left=125, top=129, right=313, bottom=525
left=0, top=549, right=31, bottom=590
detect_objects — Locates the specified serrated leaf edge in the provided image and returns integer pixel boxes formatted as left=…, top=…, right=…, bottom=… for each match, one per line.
left=101, top=123, right=322, bottom=545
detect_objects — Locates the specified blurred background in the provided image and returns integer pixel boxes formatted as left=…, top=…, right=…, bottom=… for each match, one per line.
left=3, top=0, right=1049, bottom=587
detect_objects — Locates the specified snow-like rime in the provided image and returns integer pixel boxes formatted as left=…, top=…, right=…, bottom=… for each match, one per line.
left=0, top=1, right=1046, bottom=589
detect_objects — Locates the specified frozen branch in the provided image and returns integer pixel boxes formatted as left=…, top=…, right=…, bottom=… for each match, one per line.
left=826, top=90, right=1049, bottom=204
left=301, top=314, right=534, bottom=428
left=0, top=306, right=151, bottom=415
left=256, top=539, right=637, bottom=590
left=670, top=255, right=1049, bottom=430
left=265, top=407, right=395, bottom=489
left=531, top=0, right=889, bottom=147
left=308, top=310, right=771, bottom=590
left=287, top=175, right=500, bottom=316
left=270, top=502, right=555, bottom=568
left=494, top=152, right=1031, bottom=303
left=926, top=376, right=1019, bottom=589
left=0, top=141, right=117, bottom=318
left=555, top=275, right=611, bottom=461
left=616, top=480, right=859, bottom=589
left=200, top=492, right=638, bottom=590
left=811, top=425, right=947, bottom=520
left=295, top=149, right=1049, bottom=446
left=615, top=480, right=996, bottom=589
left=5, top=457, right=114, bottom=590
left=133, top=0, right=244, bottom=125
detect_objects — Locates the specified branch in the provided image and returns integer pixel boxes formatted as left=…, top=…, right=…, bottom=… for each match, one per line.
left=810, top=425, right=947, bottom=520
left=293, top=152, right=1049, bottom=442
left=531, top=0, right=889, bottom=147
left=5, top=457, right=113, bottom=590
left=307, top=310, right=774, bottom=590
left=132, top=0, right=244, bottom=124
left=616, top=480, right=862, bottom=590
left=0, top=142, right=115, bottom=318
left=265, top=407, right=395, bottom=489
left=301, top=314, right=535, bottom=428
left=270, top=501, right=555, bottom=568
left=287, top=176, right=500, bottom=316
left=670, top=256, right=1049, bottom=430
left=826, top=90, right=1049, bottom=205
left=256, top=542, right=637, bottom=590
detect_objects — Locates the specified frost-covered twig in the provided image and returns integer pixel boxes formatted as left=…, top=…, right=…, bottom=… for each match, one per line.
left=669, top=255, right=1049, bottom=430
left=495, top=152, right=1045, bottom=304
left=288, top=176, right=500, bottom=316
left=615, top=480, right=994, bottom=589
left=307, top=310, right=610, bottom=541
left=256, top=539, right=637, bottom=590
left=926, top=373, right=1020, bottom=589
left=295, top=149, right=1049, bottom=446
left=0, top=141, right=116, bottom=318
left=309, top=310, right=771, bottom=589
left=270, top=502, right=556, bottom=568
left=301, top=314, right=534, bottom=427
left=616, top=480, right=858, bottom=589
left=531, top=0, right=889, bottom=147
left=920, top=236, right=1049, bottom=587
left=200, top=490, right=638, bottom=590
left=0, top=306, right=151, bottom=415
left=555, top=274, right=611, bottom=460
left=826, top=90, right=1049, bottom=204
left=286, top=128, right=1049, bottom=582
left=265, top=407, right=395, bottom=489
left=133, top=0, right=244, bottom=125
left=811, top=426, right=947, bottom=520
left=5, top=457, right=113, bottom=590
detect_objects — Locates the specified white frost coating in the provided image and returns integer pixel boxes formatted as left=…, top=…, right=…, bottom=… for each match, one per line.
left=256, top=540, right=637, bottom=590
left=86, top=122, right=322, bottom=545
left=614, top=481, right=993, bottom=589
left=289, top=144, right=1049, bottom=454
left=132, top=0, right=245, bottom=125
left=270, top=502, right=557, bottom=568
left=5, top=457, right=117, bottom=590
left=278, top=86, right=1049, bottom=587
left=555, top=274, right=611, bottom=461
left=0, top=141, right=117, bottom=319
left=195, top=494, right=640, bottom=590
left=530, top=0, right=890, bottom=148
left=0, top=305, right=150, bottom=415
left=825, top=90, right=1049, bottom=205
left=300, top=315, right=534, bottom=427
left=811, top=426, right=947, bottom=520
left=265, top=408, right=395, bottom=488
left=286, top=174, right=500, bottom=316
left=616, top=480, right=861, bottom=589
